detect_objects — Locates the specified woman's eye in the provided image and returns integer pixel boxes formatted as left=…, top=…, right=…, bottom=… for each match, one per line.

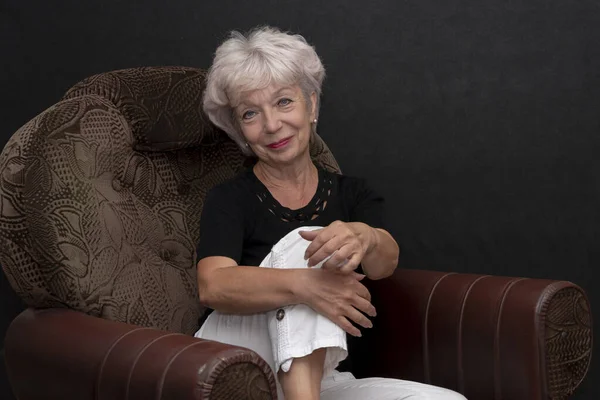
left=242, top=110, right=256, bottom=120
left=277, top=98, right=293, bottom=107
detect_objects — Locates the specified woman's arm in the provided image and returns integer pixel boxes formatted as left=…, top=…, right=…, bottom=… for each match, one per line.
left=350, top=223, right=399, bottom=280
left=197, top=256, right=300, bottom=313
left=197, top=256, right=376, bottom=336
left=300, top=221, right=399, bottom=281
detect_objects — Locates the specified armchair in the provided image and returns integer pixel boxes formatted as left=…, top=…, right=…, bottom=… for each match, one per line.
left=0, top=67, right=592, bottom=399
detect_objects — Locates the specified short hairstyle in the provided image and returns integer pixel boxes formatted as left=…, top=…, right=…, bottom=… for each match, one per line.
left=203, top=26, right=326, bottom=155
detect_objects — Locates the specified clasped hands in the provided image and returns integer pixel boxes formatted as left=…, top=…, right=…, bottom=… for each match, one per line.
left=297, top=221, right=377, bottom=337
left=300, top=220, right=375, bottom=273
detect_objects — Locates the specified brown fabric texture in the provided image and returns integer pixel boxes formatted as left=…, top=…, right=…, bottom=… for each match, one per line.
left=63, top=67, right=217, bottom=152
left=0, top=67, right=340, bottom=335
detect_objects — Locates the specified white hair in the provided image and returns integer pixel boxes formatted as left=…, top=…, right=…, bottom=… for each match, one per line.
left=203, top=26, right=326, bottom=155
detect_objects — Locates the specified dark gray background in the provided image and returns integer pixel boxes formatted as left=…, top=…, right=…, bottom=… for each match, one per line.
left=1, top=0, right=598, bottom=398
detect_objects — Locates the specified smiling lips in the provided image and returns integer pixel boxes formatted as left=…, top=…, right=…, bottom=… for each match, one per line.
left=267, top=137, right=292, bottom=149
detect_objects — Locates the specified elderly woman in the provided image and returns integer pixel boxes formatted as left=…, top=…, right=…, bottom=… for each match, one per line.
left=195, top=27, right=466, bottom=400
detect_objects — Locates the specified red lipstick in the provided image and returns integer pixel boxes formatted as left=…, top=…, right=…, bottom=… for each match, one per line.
left=267, top=137, right=292, bottom=149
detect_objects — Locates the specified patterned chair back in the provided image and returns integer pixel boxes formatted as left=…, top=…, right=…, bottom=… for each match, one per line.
left=0, top=67, right=340, bottom=334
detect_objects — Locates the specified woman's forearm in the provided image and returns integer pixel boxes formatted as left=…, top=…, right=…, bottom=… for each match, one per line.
left=198, top=265, right=303, bottom=314
left=351, top=223, right=399, bottom=280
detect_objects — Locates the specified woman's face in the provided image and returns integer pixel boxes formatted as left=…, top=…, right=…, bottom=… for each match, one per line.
left=234, top=84, right=316, bottom=166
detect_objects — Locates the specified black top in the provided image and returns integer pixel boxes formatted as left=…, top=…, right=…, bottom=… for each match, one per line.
left=196, top=166, right=385, bottom=266
left=195, top=165, right=386, bottom=373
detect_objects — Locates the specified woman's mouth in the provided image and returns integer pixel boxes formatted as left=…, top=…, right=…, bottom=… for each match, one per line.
left=267, top=137, right=292, bottom=149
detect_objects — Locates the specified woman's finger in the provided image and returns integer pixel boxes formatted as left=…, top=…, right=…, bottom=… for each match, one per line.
left=343, top=304, right=373, bottom=330
left=338, top=253, right=362, bottom=274
left=351, top=293, right=376, bottom=317
left=298, top=229, right=321, bottom=241
left=307, top=234, right=343, bottom=267
left=322, top=244, right=352, bottom=270
left=303, top=228, right=334, bottom=260
left=336, top=316, right=362, bottom=337
left=349, top=278, right=372, bottom=302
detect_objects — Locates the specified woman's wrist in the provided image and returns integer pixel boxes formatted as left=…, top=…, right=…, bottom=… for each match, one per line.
left=289, top=268, right=310, bottom=305
left=350, top=223, right=398, bottom=280
left=349, top=222, right=379, bottom=254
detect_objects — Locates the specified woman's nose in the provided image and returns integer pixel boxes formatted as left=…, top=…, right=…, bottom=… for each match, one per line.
left=263, top=111, right=282, bottom=133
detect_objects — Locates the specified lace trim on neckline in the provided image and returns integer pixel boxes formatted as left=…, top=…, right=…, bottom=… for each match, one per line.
left=254, top=169, right=334, bottom=223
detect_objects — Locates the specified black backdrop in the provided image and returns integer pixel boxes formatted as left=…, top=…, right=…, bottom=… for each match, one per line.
left=1, top=0, right=598, bottom=398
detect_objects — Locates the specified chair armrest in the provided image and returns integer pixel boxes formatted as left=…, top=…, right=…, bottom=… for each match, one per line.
left=353, top=269, right=592, bottom=400
left=4, top=308, right=277, bottom=400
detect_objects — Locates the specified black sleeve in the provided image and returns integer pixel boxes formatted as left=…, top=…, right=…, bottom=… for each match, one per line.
left=195, top=185, right=245, bottom=264
left=349, top=177, right=386, bottom=230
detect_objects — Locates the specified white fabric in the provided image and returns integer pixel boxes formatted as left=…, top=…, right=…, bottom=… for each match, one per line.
left=195, top=226, right=345, bottom=397
left=263, top=226, right=347, bottom=375
left=321, top=371, right=467, bottom=400
left=195, top=226, right=467, bottom=399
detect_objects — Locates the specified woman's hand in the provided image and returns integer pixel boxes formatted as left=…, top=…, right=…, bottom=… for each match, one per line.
left=295, top=267, right=376, bottom=337
left=299, top=221, right=376, bottom=274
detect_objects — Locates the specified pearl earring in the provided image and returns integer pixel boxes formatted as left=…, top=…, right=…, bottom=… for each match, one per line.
left=312, top=119, right=317, bottom=124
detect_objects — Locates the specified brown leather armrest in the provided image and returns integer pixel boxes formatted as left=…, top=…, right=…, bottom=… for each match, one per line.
left=4, top=308, right=277, bottom=400
left=353, top=269, right=592, bottom=400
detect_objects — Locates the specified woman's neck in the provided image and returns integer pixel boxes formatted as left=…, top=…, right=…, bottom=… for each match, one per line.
left=254, top=157, right=318, bottom=209
left=255, top=157, right=315, bottom=184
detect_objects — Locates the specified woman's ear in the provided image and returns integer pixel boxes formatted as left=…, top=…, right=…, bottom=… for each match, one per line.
left=310, top=91, right=317, bottom=120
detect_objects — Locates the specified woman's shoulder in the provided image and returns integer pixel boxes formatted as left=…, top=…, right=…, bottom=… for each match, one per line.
left=206, top=168, right=255, bottom=202
left=323, top=168, right=383, bottom=208
left=322, top=168, right=368, bottom=192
